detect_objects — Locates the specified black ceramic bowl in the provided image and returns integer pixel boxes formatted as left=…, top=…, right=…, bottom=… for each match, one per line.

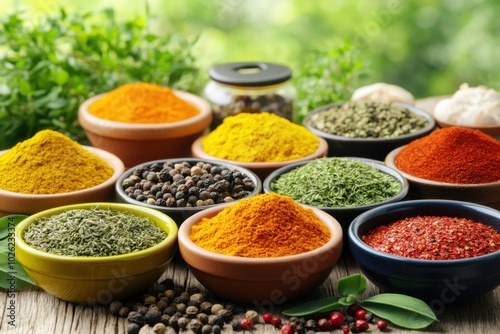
left=115, top=158, right=262, bottom=225
left=263, top=157, right=409, bottom=229
left=303, top=102, right=436, bottom=160
left=348, top=199, right=500, bottom=303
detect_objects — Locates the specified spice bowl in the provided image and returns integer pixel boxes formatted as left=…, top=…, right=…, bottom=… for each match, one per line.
left=302, top=102, right=436, bottom=160
left=15, top=202, right=178, bottom=304
left=348, top=199, right=500, bottom=302
left=115, top=158, right=263, bottom=225
left=191, top=135, right=328, bottom=180
left=385, top=146, right=500, bottom=210
left=0, top=146, right=125, bottom=217
left=78, top=90, right=212, bottom=168
left=178, top=204, right=343, bottom=304
left=263, top=157, right=409, bottom=229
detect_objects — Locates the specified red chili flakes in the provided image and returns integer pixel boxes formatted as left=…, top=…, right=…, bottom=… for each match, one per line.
left=362, top=216, right=500, bottom=260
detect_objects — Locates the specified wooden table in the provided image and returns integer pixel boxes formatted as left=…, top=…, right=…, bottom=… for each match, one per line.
left=2, top=250, right=499, bottom=334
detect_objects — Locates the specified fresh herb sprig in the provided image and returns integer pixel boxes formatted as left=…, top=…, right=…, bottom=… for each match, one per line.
left=0, top=7, right=200, bottom=149
left=292, top=40, right=366, bottom=124
left=283, top=274, right=437, bottom=330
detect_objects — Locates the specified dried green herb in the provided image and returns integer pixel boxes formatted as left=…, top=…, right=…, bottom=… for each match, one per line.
left=308, top=101, right=429, bottom=138
left=272, top=157, right=401, bottom=207
left=23, top=207, right=166, bottom=257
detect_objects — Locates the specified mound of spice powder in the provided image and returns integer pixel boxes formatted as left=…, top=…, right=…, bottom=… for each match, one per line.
left=0, top=130, right=113, bottom=194
left=201, top=112, right=319, bottom=162
left=394, top=127, right=500, bottom=184
left=88, top=82, right=199, bottom=123
left=189, top=192, right=331, bottom=257
left=363, top=216, right=500, bottom=260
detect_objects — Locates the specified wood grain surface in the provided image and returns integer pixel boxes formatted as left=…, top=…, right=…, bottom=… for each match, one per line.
left=2, top=252, right=499, bottom=334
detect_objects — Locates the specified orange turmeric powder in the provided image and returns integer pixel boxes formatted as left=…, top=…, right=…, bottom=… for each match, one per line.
left=88, top=82, right=200, bottom=123
left=189, top=192, right=331, bottom=258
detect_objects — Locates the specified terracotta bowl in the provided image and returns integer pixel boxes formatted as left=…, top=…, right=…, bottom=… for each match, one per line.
left=178, top=205, right=343, bottom=304
left=115, top=158, right=262, bottom=225
left=191, top=135, right=328, bottom=180
left=78, top=90, right=212, bottom=168
left=15, top=202, right=178, bottom=304
left=385, top=146, right=500, bottom=210
left=263, top=157, right=409, bottom=229
left=302, top=102, right=436, bottom=160
left=349, top=199, right=500, bottom=302
left=0, top=147, right=125, bottom=217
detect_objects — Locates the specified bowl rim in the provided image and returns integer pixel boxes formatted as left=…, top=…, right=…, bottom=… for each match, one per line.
left=115, top=157, right=263, bottom=212
left=178, top=204, right=343, bottom=265
left=263, top=157, right=409, bottom=212
left=303, top=101, right=436, bottom=143
left=0, top=146, right=125, bottom=199
left=348, top=199, right=500, bottom=265
left=385, top=145, right=500, bottom=187
left=15, top=202, right=178, bottom=262
left=191, top=134, right=329, bottom=168
left=79, top=90, right=211, bottom=129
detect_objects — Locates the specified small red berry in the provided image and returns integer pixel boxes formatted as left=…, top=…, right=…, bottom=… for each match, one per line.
left=262, top=313, right=273, bottom=324
left=317, top=318, right=331, bottom=331
left=271, top=316, right=282, bottom=327
left=355, top=319, right=369, bottom=332
left=377, top=319, right=388, bottom=331
left=342, top=325, right=350, bottom=333
left=329, top=311, right=344, bottom=327
left=347, top=304, right=362, bottom=316
left=355, top=309, right=368, bottom=320
left=240, top=317, right=253, bottom=330
left=280, top=324, right=295, bottom=334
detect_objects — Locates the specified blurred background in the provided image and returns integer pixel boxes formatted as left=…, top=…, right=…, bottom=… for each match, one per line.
left=1, top=0, right=499, bottom=148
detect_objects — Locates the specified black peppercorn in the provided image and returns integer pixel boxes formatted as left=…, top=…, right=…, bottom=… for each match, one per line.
left=119, top=307, right=131, bottom=318
left=127, top=312, right=145, bottom=326
left=197, top=312, right=209, bottom=325
left=212, top=324, right=222, bottom=334
left=144, top=309, right=162, bottom=326
left=190, top=318, right=204, bottom=334
left=201, top=324, right=212, bottom=334
left=126, top=322, right=140, bottom=334
left=109, top=301, right=123, bottom=315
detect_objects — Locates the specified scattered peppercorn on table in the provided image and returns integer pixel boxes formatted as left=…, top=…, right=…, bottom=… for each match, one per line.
left=2, top=253, right=499, bottom=334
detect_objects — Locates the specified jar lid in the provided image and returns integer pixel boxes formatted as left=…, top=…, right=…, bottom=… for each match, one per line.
left=208, top=62, right=292, bottom=87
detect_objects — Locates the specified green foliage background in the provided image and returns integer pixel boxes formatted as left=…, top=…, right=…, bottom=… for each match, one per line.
left=1, top=0, right=499, bottom=147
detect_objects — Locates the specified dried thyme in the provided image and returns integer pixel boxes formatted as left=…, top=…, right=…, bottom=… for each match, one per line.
left=308, top=101, right=429, bottom=138
left=23, top=207, right=166, bottom=257
left=271, top=158, right=401, bottom=207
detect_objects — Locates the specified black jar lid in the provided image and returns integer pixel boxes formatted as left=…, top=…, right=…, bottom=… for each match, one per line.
left=208, top=62, right=292, bottom=87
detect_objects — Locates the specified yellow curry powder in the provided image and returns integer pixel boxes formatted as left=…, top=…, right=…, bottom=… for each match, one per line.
left=88, top=82, right=200, bottom=123
left=0, top=130, right=114, bottom=194
left=201, top=112, right=319, bottom=162
left=189, top=192, right=331, bottom=258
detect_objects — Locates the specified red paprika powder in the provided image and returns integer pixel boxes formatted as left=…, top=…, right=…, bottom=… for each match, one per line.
left=394, top=127, right=500, bottom=184
left=363, top=215, right=500, bottom=260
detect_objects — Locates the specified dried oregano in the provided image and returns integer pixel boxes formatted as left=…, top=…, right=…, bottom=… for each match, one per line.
left=23, top=207, right=166, bottom=257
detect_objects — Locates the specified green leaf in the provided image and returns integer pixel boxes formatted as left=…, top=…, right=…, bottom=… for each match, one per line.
left=282, top=297, right=343, bottom=317
left=18, top=78, right=32, bottom=96
left=337, top=273, right=367, bottom=297
left=360, top=293, right=438, bottom=329
left=0, top=215, right=35, bottom=289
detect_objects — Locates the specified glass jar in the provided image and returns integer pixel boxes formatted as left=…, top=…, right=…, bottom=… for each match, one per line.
left=203, top=62, right=296, bottom=129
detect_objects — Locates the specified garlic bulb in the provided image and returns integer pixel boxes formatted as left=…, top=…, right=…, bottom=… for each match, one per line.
left=351, top=82, right=415, bottom=105
left=434, top=83, right=500, bottom=127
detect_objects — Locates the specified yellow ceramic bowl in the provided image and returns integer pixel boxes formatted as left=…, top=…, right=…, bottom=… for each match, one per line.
left=0, top=146, right=125, bottom=218
left=15, top=203, right=178, bottom=304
